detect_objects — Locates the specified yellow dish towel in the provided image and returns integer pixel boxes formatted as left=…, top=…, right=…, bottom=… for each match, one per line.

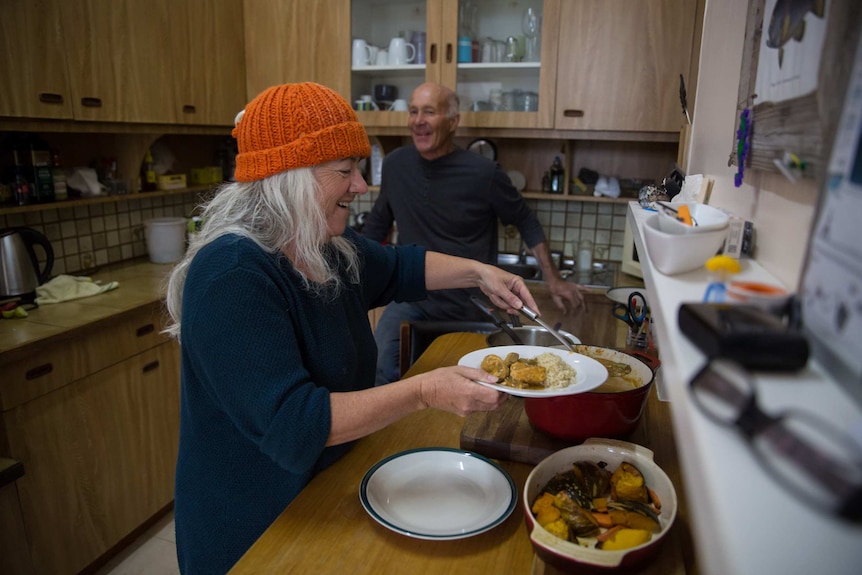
left=35, top=275, right=120, bottom=305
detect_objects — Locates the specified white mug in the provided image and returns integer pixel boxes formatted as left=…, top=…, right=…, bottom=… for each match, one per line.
left=352, top=38, right=371, bottom=68
left=389, top=98, right=408, bottom=111
left=376, top=49, right=388, bottom=66
left=388, top=37, right=416, bottom=66
left=360, top=94, right=379, bottom=110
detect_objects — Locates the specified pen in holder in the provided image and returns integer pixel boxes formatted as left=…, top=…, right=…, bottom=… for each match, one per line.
left=626, top=317, right=650, bottom=351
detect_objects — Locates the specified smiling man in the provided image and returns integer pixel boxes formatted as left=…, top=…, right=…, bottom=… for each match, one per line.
left=363, top=82, right=585, bottom=386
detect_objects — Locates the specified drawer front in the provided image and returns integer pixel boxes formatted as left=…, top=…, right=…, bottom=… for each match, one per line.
left=0, top=304, right=172, bottom=410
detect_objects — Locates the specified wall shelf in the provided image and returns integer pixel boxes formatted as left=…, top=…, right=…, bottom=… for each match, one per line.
left=0, top=185, right=216, bottom=216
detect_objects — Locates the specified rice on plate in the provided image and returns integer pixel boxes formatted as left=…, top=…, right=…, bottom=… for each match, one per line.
left=535, top=352, right=577, bottom=389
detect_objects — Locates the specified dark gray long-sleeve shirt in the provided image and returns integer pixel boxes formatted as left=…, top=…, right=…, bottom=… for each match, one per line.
left=363, top=144, right=546, bottom=318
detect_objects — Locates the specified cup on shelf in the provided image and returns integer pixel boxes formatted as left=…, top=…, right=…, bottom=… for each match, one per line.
left=352, top=38, right=371, bottom=68
left=375, top=49, right=388, bottom=66
left=388, top=99, right=408, bottom=111
left=388, top=37, right=415, bottom=65
left=367, top=45, right=379, bottom=65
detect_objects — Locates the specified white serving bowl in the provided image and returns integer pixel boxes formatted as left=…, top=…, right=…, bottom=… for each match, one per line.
left=726, top=280, right=791, bottom=313
left=642, top=214, right=727, bottom=275
left=523, top=439, right=678, bottom=572
left=657, top=202, right=729, bottom=234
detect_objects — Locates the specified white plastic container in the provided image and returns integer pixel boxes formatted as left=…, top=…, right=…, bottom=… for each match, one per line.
left=642, top=214, right=727, bottom=275
left=144, top=217, right=187, bottom=264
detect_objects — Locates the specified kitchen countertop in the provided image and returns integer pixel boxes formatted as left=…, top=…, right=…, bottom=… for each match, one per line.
left=230, top=332, right=692, bottom=575
left=0, top=259, right=174, bottom=361
left=628, top=202, right=862, bottom=575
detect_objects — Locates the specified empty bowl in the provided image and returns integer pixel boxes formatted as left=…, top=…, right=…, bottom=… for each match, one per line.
left=642, top=214, right=727, bottom=275
left=656, top=202, right=729, bottom=234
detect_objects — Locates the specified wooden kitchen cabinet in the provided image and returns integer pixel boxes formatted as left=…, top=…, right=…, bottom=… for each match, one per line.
left=243, top=0, right=351, bottom=102
left=174, top=0, right=247, bottom=125
left=0, top=303, right=181, bottom=575
left=58, top=0, right=180, bottom=123
left=554, top=0, right=698, bottom=132
left=351, top=0, right=560, bottom=129
left=0, top=0, right=74, bottom=120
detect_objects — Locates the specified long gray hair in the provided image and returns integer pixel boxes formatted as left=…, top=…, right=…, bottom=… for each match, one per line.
left=164, top=167, right=361, bottom=339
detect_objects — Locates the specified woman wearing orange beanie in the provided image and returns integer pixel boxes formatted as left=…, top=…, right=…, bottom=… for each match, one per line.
left=164, top=82, right=538, bottom=574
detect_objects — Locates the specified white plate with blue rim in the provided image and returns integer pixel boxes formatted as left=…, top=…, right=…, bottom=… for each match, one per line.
left=457, top=345, right=609, bottom=398
left=360, top=448, right=516, bottom=540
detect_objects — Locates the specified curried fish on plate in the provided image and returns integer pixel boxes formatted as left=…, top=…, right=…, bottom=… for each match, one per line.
left=480, top=352, right=577, bottom=390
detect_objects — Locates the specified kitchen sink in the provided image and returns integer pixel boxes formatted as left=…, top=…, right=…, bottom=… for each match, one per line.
left=495, top=252, right=616, bottom=288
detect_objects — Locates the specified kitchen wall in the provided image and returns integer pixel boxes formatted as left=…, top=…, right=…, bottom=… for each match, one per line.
left=686, top=0, right=819, bottom=289
left=0, top=192, right=198, bottom=276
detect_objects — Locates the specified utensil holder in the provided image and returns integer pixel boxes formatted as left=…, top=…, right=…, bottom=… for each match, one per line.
left=626, top=325, right=649, bottom=351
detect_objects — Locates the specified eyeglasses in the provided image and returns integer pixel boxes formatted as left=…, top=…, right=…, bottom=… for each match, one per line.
left=689, top=358, right=862, bottom=522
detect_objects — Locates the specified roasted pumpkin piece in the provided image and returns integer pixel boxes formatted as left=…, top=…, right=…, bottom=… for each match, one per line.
left=610, top=461, right=649, bottom=503
left=597, top=528, right=652, bottom=550
left=532, top=493, right=562, bottom=526
left=544, top=518, right=570, bottom=541
left=607, top=501, right=661, bottom=532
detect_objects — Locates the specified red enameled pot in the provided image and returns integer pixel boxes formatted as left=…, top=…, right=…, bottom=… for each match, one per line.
left=523, top=346, right=660, bottom=442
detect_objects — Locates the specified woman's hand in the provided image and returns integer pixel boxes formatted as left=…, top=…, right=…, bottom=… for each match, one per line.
left=416, top=366, right=507, bottom=416
left=475, top=263, right=539, bottom=315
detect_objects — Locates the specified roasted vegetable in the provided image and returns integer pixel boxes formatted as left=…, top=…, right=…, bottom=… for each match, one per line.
left=597, top=528, right=652, bottom=550
left=553, top=492, right=601, bottom=538
left=607, top=500, right=661, bottom=532
left=572, top=461, right=611, bottom=501
left=610, top=462, right=649, bottom=503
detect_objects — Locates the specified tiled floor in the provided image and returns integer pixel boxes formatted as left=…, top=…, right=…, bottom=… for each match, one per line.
left=95, top=511, right=179, bottom=575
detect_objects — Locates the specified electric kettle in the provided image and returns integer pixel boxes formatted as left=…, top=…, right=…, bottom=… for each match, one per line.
left=0, top=227, right=54, bottom=302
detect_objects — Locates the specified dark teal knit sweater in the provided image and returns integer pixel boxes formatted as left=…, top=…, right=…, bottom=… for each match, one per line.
left=174, top=229, right=426, bottom=573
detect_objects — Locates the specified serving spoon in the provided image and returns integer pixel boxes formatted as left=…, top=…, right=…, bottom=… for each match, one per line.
left=518, top=305, right=575, bottom=351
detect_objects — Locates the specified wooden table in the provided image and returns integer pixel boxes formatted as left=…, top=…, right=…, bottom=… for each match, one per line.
left=229, top=333, right=696, bottom=574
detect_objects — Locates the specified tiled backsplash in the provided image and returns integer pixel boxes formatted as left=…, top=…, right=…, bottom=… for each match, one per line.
left=3, top=190, right=626, bottom=277
left=351, top=191, right=628, bottom=264
left=0, top=192, right=199, bottom=276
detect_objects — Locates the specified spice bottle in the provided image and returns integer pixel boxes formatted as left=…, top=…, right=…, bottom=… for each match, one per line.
left=140, top=148, right=157, bottom=191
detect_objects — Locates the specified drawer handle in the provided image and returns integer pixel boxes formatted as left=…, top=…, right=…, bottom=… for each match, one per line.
left=81, top=97, right=103, bottom=108
left=38, top=92, right=65, bottom=104
left=563, top=109, right=584, bottom=118
left=430, top=43, right=437, bottom=64
left=183, top=104, right=196, bottom=113
left=136, top=323, right=155, bottom=337
left=445, top=43, right=452, bottom=64
left=142, top=360, right=160, bottom=373
left=26, top=363, right=54, bottom=380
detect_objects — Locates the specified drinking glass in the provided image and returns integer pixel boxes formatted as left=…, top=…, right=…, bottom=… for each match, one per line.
left=521, top=7, right=540, bottom=61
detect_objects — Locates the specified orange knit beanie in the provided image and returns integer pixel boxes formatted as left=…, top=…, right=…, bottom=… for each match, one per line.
left=232, top=83, right=371, bottom=182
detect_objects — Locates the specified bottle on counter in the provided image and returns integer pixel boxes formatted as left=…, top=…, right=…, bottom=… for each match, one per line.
left=140, top=148, right=157, bottom=191
left=549, top=156, right=564, bottom=194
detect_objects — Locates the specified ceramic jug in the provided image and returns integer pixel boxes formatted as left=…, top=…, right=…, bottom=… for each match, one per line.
left=388, top=37, right=415, bottom=66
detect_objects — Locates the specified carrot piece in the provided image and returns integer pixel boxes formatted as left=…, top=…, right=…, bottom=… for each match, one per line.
left=648, top=487, right=662, bottom=511
left=595, top=525, right=625, bottom=542
left=678, top=204, right=693, bottom=226
left=591, top=512, right=614, bottom=528
left=592, top=497, right=608, bottom=513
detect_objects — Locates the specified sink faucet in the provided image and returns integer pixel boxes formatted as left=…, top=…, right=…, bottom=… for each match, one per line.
left=518, top=241, right=528, bottom=264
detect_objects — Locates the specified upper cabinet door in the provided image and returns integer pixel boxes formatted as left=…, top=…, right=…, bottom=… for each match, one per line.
left=59, top=0, right=179, bottom=123
left=176, top=0, right=247, bottom=125
left=0, top=0, right=74, bottom=119
left=243, top=0, right=351, bottom=103
left=351, top=0, right=558, bottom=129
left=555, top=0, right=697, bottom=132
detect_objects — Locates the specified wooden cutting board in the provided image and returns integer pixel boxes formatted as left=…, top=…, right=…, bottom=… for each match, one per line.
left=459, top=397, right=572, bottom=464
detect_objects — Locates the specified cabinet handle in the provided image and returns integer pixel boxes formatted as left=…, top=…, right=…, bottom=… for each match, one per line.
left=563, top=109, right=584, bottom=118
left=136, top=323, right=155, bottom=337
left=445, top=43, right=453, bottom=64
left=430, top=43, right=437, bottom=64
left=81, top=97, right=103, bottom=108
left=183, top=104, right=197, bottom=114
left=38, top=93, right=65, bottom=104
left=26, top=363, right=54, bottom=380
left=142, top=360, right=160, bottom=373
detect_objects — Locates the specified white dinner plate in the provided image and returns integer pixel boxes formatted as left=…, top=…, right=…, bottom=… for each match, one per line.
left=360, top=448, right=516, bottom=540
left=457, top=345, right=609, bottom=397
